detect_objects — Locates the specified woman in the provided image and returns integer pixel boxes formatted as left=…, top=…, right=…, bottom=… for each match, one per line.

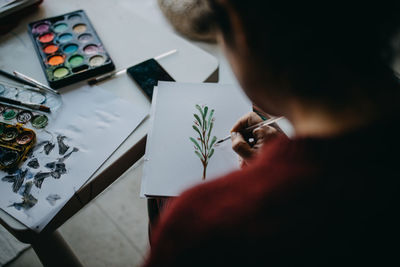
left=144, top=1, right=400, bottom=266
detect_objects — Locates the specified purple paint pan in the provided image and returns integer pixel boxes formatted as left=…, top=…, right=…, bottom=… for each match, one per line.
left=83, top=44, right=99, bottom=54
left=32, top=22, right=50, bottom=35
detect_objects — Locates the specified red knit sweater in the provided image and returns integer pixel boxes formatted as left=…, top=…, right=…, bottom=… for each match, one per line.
left=143, top=118, right=400, bottom=266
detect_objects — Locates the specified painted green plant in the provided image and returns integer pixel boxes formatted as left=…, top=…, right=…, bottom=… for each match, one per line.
left=190, top=104, right=217, bottom=180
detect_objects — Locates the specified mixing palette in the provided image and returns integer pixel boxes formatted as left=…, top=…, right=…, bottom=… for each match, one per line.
left=0, top=82, right=61, bottom=129
left=28, top=10, right=115, bottom=89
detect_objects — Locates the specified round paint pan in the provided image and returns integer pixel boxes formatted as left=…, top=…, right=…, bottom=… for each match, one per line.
left=16, top=90, right=32, bottom=103
left=48, top=54, right=65, bottom=66
left=17, top=91, right=46, bottom=105
left=2, top=87, right=17, bottom=99
left=32, top=22, right=50, bottom=35
left=16, top=131, right=34, bottom=145
left=0, top=150, right=19, bottom=167
left=78, top=33, right=93, bottom=43
left=43, top=44, right=59, bottom=54
left=32, top=114, right=48, bottom=129
left=2, top=127, right=18, bottom=141
left=38, top=32, right=55, bottom=43
left=45, top=94, right=63, bottom=111
left=83, top=44, right=99, bottom=55
left=3, top=109, right=17, bottom=120
left=16, top=110, right=33, bottom=124
left=68, top=14, right=81, bottom=20
left=89, top=55, right=105, bottom=67
left=58, top=33, right=73, bottom=43
left=30, top=92, right=46, bottom=104
left=63, top=43, right=78, bottom=54
left=53, top=23, right=68, bottom=33
left=68, top=55, right=84, bottom=67
left=73, top=24, right=87, bottom=34
left=53, top=67, right=69, bottom=79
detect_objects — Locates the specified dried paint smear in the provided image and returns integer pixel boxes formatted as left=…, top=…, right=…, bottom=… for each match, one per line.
left=2, top=134, right=79, bottom=211
left=8, top=181, right=37, bottom=210
left=46, top=194, right=61, bottom=206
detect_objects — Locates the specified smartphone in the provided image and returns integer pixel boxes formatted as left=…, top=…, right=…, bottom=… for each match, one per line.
left=127, top=58, right=175, bottom=99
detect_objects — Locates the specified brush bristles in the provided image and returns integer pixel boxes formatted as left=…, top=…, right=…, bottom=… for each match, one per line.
left=88, top=79, right=98, bottom=85
left=39, top=105, right=51, bottom=113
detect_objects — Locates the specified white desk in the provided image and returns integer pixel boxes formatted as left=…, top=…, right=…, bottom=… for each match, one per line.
left=0, top=0, right=220, bottom=265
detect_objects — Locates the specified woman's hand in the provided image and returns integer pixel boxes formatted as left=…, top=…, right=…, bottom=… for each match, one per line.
left=231, top=112, right=281, bottom=167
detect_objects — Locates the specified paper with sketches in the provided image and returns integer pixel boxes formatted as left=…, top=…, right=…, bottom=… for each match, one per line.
left=141, top=82, right=252, bottom=197
left=0, top=85, right=147, bottom=232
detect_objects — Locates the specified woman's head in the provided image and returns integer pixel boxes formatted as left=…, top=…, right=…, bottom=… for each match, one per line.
left=206, top=1, right=400, bottom=115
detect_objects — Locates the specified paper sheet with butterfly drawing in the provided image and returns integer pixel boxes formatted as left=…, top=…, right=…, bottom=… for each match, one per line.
left=0, top=85, right=147, bottom=232
left=141, top=82, right=253, bottom=197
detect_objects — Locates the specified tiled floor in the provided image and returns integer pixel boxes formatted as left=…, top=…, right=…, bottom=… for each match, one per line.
left=7, top=160, right=149, bottom=267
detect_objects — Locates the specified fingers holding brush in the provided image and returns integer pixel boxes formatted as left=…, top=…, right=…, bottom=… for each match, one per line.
left=230, top=112, right=283, bottom=167
left=230, top=112, right=262, bottom=161
left=252, top=124, right=280, bottom=148
left=231, top=132, right=254, bottom=159
left=230, top=126, right=278, bottom=161
left=231, top=112, right=263, bottom=133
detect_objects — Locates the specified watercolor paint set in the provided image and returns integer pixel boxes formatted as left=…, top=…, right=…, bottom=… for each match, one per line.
left=0, top=122, right=36, bottom=170
left=27, top=10, right=115, bottom=89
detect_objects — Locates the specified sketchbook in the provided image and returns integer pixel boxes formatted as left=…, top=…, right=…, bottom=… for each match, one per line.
left=141, top=82, right=253, bottom=197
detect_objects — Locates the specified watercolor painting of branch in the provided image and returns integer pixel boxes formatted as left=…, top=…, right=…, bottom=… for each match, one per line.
left=190, top=104, right=217, bottom=180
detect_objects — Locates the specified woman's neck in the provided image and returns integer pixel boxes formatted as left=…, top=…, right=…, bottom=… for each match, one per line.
left=287, top=100, right=379, bottom=138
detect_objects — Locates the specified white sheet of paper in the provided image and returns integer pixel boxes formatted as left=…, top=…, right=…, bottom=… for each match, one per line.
left=0, top=85, right=147, bottom=232
left=0, top=0, right=17, bottom=9
left=141, top=82, right=252, bottom=197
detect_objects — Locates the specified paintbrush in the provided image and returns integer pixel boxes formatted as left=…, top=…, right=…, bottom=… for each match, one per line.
left=88, top=49, right=178, bottom=85
left=88, top=68, right=127, bottom=85
left=13, top=71, right=60, bottom=95
left=0, top=69, right=40, bottom=88
left=215, top=116, right=283, bottom=145
left=0, top=96, right=51, bottom=113
left=0, top=69, right=57, bottom=96
left=0, top=79, right=44, bottom=93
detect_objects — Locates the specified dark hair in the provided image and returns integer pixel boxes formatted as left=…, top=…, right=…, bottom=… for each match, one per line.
left=207, top=1, right=400, bottom=107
